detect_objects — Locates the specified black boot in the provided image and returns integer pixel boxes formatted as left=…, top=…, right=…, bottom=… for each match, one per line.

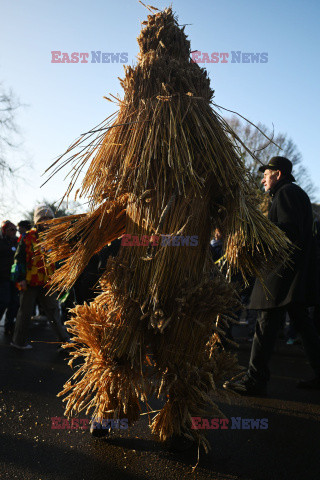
left=223, top=374, right=267, bottom=396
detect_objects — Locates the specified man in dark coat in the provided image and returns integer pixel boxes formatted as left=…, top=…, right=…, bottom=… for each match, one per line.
left=224, top=156, right=320, bottom=394
left=0, top=220, right=19, bottom=336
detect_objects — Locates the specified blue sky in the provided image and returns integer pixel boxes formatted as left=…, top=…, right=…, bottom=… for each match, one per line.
left=1, top=0, right=319, bottom=221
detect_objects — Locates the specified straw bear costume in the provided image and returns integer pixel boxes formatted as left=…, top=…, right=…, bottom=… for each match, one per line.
left=41, top=7, right=290, bottom=450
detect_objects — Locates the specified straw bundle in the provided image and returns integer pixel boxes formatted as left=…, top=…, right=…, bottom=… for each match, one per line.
left=41, top=6, right=291, bottom=450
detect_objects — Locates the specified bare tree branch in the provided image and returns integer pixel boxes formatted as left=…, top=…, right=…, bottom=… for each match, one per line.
left=226, top=116, right=317, bottom=201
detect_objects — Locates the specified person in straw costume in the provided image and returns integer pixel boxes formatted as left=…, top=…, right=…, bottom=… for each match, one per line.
left=40, top=6, right=291, bottom=451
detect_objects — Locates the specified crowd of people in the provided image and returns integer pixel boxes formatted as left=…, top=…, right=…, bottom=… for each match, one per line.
left=1, top=156, right=320, bottom=393
left=0, top=205, right=69, bottom=349
left=0, top=204, right=120, bottom=351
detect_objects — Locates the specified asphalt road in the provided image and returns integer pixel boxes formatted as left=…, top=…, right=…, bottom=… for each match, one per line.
left=1, top=320, right=320, bottom=480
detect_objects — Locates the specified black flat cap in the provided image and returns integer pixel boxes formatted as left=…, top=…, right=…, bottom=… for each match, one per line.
left=258, top=156, right=295, bottom=182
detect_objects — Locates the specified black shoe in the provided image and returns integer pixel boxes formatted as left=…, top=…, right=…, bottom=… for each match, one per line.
left=223, top=374, right=267, bottom=396
left=296, top=377, right=320, bottom=389
left=90, top=420, right=112, bottom=438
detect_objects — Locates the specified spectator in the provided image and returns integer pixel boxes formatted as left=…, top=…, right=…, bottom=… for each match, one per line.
left=210, top=228, right=223, bottom=262
left=0, top=221, right=19, bottom=336
left=61, top=239, right=122, bottom=324
left=71, top=239, right=122, bottom=306
left=224, top=156, right=320, bottom=394
left=210, top=228, right=237, bottom=343
left=17, top=220, right=32, bottom=240
left=11, top=205, right=69, bottom=350
left=311, top=217, right=320, bottom=334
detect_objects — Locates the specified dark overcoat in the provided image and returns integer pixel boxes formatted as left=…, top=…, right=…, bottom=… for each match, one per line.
left=249, top=178, right=319, bottom=309
left=0, top=234, right=17, bottom=282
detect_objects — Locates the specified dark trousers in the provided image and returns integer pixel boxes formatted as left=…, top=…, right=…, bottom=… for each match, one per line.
left=13, top=286, right=69, bottom=346
left=0, top=281, right=19, bottom=330
left=248, top=303, right=320, bottom=385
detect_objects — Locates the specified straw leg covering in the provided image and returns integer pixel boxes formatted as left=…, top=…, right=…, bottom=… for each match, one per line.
left=59, top=191, right=241, bottom=450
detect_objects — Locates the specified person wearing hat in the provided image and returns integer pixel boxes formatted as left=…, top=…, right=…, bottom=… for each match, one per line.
left=224, top=156, right=320, bottom=394
left=0, top=220, right=19, bottom=336
left=11, top=205, right=69, bottom=349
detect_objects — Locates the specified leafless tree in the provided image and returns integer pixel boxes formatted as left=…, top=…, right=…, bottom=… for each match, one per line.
left=0, top=84, right=22, bottom=181
left=227, top=116, right=316, bottom=201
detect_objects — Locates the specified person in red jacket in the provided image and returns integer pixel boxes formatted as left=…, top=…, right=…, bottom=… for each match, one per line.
left=11, top=205, right=69, bottom=350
